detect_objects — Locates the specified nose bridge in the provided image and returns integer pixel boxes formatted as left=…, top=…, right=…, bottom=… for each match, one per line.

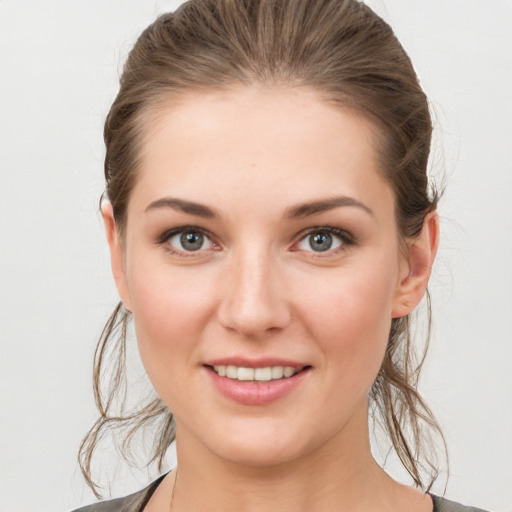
left=218, top=242, right=290, bottom=337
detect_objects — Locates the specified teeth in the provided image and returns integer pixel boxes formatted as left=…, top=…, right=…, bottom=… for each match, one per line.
left=283, top=367, right=295, bottom=378
left=226, top=365, right=237, bottom=378
left=254, top=367, right=272, bottom=381
left=271, top=366, right=284, bottom=379
left=237, top=367, right=254, bottom=381
left=212, top=365, right=300, bottom=381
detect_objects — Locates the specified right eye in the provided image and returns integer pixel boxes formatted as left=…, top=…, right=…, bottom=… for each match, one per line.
left=166, top=229, right=214, bottom=253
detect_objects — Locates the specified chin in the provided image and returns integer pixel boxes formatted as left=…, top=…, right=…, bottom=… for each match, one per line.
left=200, top=417, right=325, bottom=469
left=218, top=441, right=304, bottom=468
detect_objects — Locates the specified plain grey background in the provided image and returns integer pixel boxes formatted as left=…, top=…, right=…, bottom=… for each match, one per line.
left=0, top=1, right=511, bottom=511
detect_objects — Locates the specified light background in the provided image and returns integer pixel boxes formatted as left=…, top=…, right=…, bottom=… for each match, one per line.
left=0, top=1, right=511, bottom=511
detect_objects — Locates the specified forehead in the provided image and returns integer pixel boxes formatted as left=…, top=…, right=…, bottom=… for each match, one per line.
left=131, top=85, right=393, bottom=219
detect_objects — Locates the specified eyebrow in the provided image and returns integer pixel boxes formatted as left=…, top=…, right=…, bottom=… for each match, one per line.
left=284, top=196, right=374, bottom=219
left=145, top=195, right=373, bottom=220
left=145, top=197, right=218, bottom=218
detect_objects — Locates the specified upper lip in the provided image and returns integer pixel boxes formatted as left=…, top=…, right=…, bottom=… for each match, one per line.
left=203, top=357, right=309, bottom=369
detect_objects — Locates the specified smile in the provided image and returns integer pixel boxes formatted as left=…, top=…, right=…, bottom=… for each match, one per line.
left=211, top=365, right=303, bottom=381
left=205, top=362, right=311, bottom=405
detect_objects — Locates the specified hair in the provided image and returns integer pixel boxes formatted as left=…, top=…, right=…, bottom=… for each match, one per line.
left=79, top=0, right=447, bottom=497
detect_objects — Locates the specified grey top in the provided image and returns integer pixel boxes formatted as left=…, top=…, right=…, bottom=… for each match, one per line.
left=71, top=474, right=490, bottom=512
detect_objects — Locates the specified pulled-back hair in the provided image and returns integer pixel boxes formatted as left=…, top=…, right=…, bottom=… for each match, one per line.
left=80, top=0, right=446, bottom=496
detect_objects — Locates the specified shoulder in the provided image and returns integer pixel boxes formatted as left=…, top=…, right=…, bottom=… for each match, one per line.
left=431, top=494, right=491, bottom=512
left=70, top=475, right=166, bottom=512
left=70, top=492, right=144, bottom=512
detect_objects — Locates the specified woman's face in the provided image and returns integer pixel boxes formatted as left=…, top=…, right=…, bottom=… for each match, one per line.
left=107, top=86, right=428, bottom=467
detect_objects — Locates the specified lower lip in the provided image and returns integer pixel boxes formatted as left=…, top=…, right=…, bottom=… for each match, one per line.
left=205, top=367, right=310, bottom=405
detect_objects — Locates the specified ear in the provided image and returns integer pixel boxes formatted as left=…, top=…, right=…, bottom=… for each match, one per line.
left=392, top=211, right=439, bottom=318
left=102, top=202, right=133, bottom=312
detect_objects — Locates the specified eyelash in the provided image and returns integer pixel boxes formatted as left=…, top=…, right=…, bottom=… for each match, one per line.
left=156, top=226, right=355, bottom=257
left=156, top=226, right=219, bottom=258
left=295, top=226, right=355, bottom=256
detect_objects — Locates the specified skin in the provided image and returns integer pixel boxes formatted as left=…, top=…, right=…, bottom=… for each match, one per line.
left=104, top=85, right=438, bottom=512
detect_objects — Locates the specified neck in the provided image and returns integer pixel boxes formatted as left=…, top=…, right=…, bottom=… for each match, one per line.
left=170, top=404, right=402, bottom=512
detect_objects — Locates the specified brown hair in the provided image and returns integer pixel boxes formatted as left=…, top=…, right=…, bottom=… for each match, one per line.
left=80, top=0, right=446, bottom=496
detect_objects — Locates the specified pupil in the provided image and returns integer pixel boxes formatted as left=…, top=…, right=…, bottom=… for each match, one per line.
left=181, top=232, right=203, bottom=251
left=310, top=232, right=332, bottom=252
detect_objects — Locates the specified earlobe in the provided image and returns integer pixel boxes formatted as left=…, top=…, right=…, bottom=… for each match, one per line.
left=392, top=212, right=439, bottom=318
left=102, top=202, right=133, bottom=312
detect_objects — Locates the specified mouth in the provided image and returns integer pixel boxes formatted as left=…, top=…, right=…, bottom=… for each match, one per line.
left=204, top=363, right=312, bottom=405
left=203, top=358, right=312, bottom=405
left=206, top=364, right=310, bottom=382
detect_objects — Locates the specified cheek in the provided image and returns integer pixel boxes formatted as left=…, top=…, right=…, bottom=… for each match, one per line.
left=296, top=261, right=397, bottom=387
left=125, top=257, right=216, bottom=394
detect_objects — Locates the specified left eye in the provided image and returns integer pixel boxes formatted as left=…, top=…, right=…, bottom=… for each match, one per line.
left=168, top=230, right=214, bottom=252
left=297, top=230, right=344, bottom=253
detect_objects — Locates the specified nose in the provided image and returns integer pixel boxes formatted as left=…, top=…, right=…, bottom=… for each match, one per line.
left=217, top=248, right=291, bottom=339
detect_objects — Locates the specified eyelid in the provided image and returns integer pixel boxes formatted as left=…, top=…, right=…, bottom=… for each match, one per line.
left=156, top=226, right=220, bottom=255
left=292, top=226, right=355, bottom=253
left=155, top=225, right=354, bottom=256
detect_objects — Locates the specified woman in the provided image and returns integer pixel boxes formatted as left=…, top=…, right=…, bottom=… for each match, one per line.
left=75, top=1, right=489, bottom=511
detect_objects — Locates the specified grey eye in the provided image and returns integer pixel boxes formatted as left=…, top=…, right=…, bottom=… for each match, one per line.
left=297, top=231, right=343, bottom=253
left=180, top=232, right=204, bottom=251
left=308, top=232, right=333, bottom=252
left=169, top=231, right=212, bottom=252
